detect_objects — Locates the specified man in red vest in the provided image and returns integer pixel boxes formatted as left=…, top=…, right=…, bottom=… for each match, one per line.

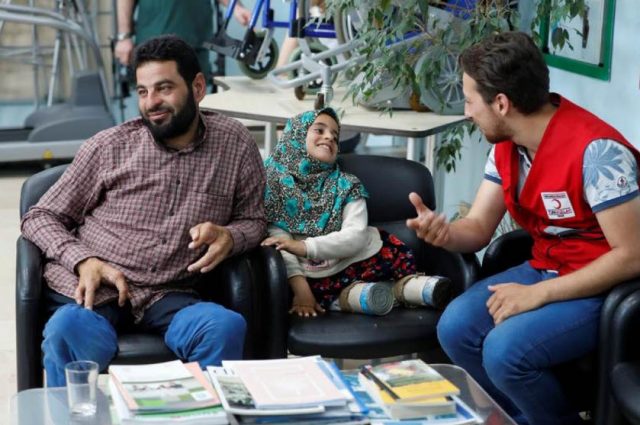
left=407, top=31, right=640, bottom=425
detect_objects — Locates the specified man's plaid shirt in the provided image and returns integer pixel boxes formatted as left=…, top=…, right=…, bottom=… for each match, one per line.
left=21, top=110, right=266, bottom=321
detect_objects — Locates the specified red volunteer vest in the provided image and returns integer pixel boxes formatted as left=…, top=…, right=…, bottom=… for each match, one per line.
left=495, top=95, right=640, bottom=275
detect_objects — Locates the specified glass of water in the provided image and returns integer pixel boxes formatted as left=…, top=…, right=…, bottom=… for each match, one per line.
left=65, top=360, right=99, bottom=416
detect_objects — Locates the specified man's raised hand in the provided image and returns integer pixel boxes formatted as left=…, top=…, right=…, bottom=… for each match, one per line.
left=406, top=192, right=450, bottom=247
left=187, top=222, right=234, bottom=273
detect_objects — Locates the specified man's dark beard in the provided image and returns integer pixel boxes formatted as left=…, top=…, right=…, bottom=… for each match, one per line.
left=141, top=88, right=197, bottom=144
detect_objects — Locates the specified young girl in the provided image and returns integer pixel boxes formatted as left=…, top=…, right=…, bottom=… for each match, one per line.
left=262, top=108, right=449, bottom=317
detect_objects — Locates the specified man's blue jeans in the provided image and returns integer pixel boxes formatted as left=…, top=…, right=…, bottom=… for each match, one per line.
left=42, top=291, right=246, bottom=387
left=437, top=261, right=603, bottom=425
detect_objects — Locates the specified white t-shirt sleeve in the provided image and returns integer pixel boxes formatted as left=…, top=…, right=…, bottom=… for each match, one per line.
left=266, top=225, right=304, bottom=278
left=484, top=145, right=502, bottom=184
left=583, top=139, right=639, bottom=213
left=304, top=198, right=369, bottom=260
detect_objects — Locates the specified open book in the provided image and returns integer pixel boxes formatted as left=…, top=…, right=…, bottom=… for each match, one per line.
left=109, top=360, right=220, bottom=413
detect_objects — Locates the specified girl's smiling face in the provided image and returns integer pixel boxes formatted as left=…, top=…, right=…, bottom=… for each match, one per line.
left=305, top=113, right=339, bottom=163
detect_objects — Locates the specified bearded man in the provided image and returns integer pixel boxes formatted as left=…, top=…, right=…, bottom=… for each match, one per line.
left=21, top=35, right=266, bottom=387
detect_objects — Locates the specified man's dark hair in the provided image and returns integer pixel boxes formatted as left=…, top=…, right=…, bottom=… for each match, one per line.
left=132, top=35, right=201, bottom=85
left=459, top=31, right=549, bottom=114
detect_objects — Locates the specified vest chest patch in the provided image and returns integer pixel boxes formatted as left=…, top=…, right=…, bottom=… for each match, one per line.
left=541, top=191, right=576, bottom=219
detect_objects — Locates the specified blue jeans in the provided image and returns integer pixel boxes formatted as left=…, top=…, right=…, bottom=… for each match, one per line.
left=437, top=262, right=603, bottom=425
left=42, top=291, right=246, bottom=387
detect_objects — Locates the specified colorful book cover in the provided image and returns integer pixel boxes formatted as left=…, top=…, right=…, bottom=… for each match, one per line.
left=109, top=379, right=229, bottom=424
left=365, top=360, right=460, bottom=401
left=109, top=360, right=220, bottom=413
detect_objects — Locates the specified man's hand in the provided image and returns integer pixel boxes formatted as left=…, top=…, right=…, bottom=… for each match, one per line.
left=261, top=236, right=307, bottom=257
left=75, top=257, right=129, bottom=310
left=114, top=38, right=134, bottom=66
left=406, top=192, right=450, bottom=247
left=187, top=222, right=234, bottom=273
left=233, top=4, right=252, bottom=26
left=487, top=283, right=548, bottom=325
left=288, top=275, right=325, bottom=317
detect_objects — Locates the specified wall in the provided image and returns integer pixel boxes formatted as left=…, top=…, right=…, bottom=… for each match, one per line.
left=549, top=0, right=640, bottom=147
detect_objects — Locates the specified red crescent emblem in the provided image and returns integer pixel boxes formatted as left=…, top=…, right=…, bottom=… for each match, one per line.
left=552, top=199, right=562, bottom=209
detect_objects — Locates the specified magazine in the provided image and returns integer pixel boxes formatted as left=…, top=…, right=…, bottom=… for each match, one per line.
left=109, top=379, right=229, bottom=425
left=222, top=357, right=348, bottom=410
left=207, top=366, right=326, bottom=416
left=109, top=360, right=220, bottom=413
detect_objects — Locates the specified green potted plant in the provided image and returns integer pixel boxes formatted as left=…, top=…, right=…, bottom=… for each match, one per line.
left=323, top=0, right=587, bottom=171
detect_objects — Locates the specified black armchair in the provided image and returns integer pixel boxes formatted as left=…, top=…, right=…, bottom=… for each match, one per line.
left=265, top=154, right=480, bottom=360
left=610, top=289, right=640, bottom=425
left=481, top=228, right=640, bottom=425
left=16, top=164, right=288, bottom=391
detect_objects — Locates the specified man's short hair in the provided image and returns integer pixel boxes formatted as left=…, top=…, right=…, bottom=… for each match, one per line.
left=460, top=31, right=549, bottom=114
left=132, top=35, right=201, bottom=85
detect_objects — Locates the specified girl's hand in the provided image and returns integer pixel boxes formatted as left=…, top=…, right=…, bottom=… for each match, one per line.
left=287, top=275, right=325, bottom=317
left=289, top=296, right=324, bottom=317
left=261, top=236, right=307, bottom=257
left=290, top=293, right=325, bottom=318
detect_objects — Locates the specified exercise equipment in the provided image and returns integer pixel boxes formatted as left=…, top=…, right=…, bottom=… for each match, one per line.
left=0, top=0, right=114, bottom=163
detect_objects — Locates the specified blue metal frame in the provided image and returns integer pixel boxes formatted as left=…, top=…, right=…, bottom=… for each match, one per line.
left=231, top=0, right=337, bottom=39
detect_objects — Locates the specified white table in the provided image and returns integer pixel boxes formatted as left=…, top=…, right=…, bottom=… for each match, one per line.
left=200, top=76, right=465, bottom=170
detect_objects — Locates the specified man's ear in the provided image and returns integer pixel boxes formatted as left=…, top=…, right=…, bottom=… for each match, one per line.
left=192, top=72, right=207, bottom=103
left=493, top=93, right=511, bottom=117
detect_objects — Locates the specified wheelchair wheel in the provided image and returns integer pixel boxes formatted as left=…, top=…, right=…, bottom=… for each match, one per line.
left=416, top=51, right=464, bottom=115
left=334, top=7, right=363, bottom=59
left=238, top=36, right=279, bottom=79
left=288, top=42, right=337, bottom=99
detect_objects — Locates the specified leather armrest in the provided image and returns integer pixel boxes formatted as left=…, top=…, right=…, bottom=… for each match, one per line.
left=16, top=236, right=45, bottom=391
left=597, top=280, right=640, bottom=425
left=197, top=251, right=256, bottom=357
left=611, top=362, right=640, bottom=424
left=603, top=287, right=640, bottom=424
left=197, top=246, right=288, bottom=359
left=480, top=229, right=533, bottom=279
left=608, top=285, right=640, bottom=364
left=249, top=246, right=288, bottom=359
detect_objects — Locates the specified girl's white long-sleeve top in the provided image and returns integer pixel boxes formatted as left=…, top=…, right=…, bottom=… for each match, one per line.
left=267, top=198, right=382, bottom=278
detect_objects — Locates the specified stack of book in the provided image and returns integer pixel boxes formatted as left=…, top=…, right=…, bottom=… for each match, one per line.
left=108, top=360, right=229, bottom=424
left=357, top=359, right=481, bottom=424
left=106, top=357, right=483, bottom=425
left=208, top=356, right=369, bottom=425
